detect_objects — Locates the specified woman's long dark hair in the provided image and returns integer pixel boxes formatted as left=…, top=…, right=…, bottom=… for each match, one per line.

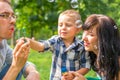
left=83, top=14, right=120, bottom=80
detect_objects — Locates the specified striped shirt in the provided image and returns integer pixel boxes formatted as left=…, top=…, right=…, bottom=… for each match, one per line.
left=42, top=35, right=91, bottom=80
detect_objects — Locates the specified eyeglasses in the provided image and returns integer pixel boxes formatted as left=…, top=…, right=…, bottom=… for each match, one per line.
left=0, top=13, right=17, bottom=20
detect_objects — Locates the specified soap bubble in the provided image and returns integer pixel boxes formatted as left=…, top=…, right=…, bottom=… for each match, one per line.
left=48, top=0, right=55, bottom=2
left=71, top=0, right=78, bottom=8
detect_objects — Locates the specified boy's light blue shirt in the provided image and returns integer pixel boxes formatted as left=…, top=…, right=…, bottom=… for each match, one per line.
left=42, top=35, right=91, bottom=80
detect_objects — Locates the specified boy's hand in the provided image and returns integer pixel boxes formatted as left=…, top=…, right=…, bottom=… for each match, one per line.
left=62, top=71, right=87, bottom=80
left=16, top=37, right=28, bottom=43
left=62, top=71, right=75, bottom=80
left=72, top=72, right=86, bottom=80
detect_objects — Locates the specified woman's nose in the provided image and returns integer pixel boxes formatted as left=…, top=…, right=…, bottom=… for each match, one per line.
left=82, top=33, right=87, bottom=41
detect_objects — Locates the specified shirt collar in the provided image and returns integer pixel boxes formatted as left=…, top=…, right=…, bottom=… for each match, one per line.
left=57, top=36, right=84, bottom=51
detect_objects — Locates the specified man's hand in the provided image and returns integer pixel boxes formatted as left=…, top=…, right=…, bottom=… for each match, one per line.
left=12, top=39, right=30, bottom=68
left=3, top=39, right=30, bottom=80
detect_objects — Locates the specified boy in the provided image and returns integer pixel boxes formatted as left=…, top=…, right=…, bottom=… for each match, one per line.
left=27, top=9, right=90, bottom=80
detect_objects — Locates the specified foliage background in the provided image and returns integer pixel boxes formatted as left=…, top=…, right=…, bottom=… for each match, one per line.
left=11, top=0, right=120, bottom=42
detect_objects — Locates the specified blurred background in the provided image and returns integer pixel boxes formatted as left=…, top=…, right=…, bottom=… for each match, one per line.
left=9, top=0, right=120, bottom=80
left=10, top=0, right=120, bottom=46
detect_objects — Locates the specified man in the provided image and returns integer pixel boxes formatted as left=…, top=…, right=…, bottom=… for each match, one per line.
left=0, top=0, right=40, bottom=80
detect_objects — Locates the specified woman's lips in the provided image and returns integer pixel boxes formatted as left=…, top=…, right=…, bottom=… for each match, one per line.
left=84, top=42, right=89, bottom=46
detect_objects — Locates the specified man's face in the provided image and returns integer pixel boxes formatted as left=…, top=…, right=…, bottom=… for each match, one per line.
left=0, top=1, right=16, bottom=41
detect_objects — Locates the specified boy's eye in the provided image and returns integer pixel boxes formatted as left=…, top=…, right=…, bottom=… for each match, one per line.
left=66, top=24, right=72, bottom=27
left=58, top=24, right=62, bottom=27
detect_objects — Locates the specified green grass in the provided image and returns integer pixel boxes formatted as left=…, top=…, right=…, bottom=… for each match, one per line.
left=22, top=50, right=97, bottom=80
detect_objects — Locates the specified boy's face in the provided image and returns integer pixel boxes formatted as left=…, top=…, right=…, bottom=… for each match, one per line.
left=0, top=2, right=16, bottom=41
left=58, top=15, right=80, bottom=40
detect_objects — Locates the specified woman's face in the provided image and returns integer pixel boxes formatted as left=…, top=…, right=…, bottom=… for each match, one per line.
left=82, top=26, right=98, bottom=54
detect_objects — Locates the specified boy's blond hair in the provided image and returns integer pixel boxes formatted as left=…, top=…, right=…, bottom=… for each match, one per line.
left=59, top=9, right=82, bottom=28
left=59, top=9, right=81, bottom=21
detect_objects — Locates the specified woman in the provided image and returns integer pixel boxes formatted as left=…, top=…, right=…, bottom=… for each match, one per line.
left=82, top=14, right=120, bottom=80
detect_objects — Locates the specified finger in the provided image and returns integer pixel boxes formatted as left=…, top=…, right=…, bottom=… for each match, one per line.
left=16, top=37, right=24, bottom=43
left=62, top=72, right=69, bottom=76
left=16, top=41, right=30, bottom=56
left=22, top=41, right=30, bottom=52
left=61, top=76, right=66, bottom=80
left=73, top=77, right=80, bottom=80
left=72, top=72, right=80, bottom=77
left=62, top=73, right=71, bottom=80
left=24, top=37, right=32, bottom=43
left=13, top=40, right=24, bottom=55
left=73, top=73, right=80, bottom=80
left=17, top=37, right=28, bottom=43
left=73, top=72, right=86, bottom=80
left=24, top=45, right=30, bottom=57
left=24, top=48, right=30, bottom=58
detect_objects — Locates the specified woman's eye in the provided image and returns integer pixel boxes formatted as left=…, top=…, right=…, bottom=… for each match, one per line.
left=89, top=33, right=94, bottom=36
